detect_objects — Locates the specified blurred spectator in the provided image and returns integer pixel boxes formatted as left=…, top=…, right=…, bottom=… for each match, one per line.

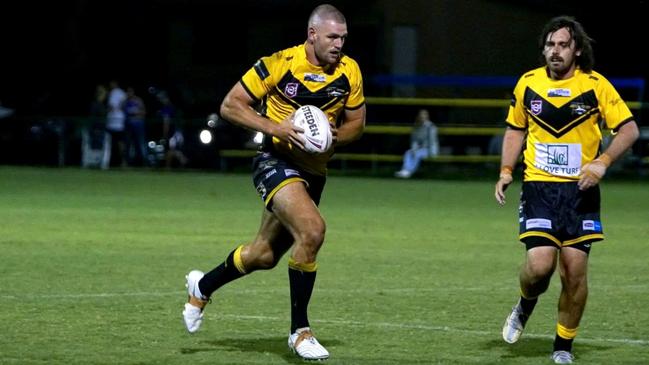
left=106, top=80, right=127, bottom=167
left=395, top=109, right=439, bottom=178
left=158, top=92, right=188, bottom=168
left=124, top=87, right=147, bottom=166
left=89, top=84, right=108, bottom=122
left=82, top=84, right=111, bottom=169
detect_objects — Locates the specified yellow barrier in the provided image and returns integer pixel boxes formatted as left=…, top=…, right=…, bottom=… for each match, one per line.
left=365, top=96, right=647, bottom=110
left=365, top=125, right=503, bottom=136
left=219, top=150, right=500, bottom=164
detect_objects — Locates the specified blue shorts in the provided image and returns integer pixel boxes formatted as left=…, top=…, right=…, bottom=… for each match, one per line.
left=252, top=152, right=326, bottom=211
left=519, top=181, right=603, bottom=252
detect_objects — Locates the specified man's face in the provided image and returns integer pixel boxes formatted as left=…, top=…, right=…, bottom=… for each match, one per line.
left=310, top=20, right=347, bottom=66
left=543, top=27, right=581, bottom=77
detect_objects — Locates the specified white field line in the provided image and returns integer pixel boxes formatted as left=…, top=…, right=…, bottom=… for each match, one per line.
left=2, top=283, right=648, bottom=300
left=222, top=313, right=649, bottom=346
left=0, top=289, right=647, bottom=346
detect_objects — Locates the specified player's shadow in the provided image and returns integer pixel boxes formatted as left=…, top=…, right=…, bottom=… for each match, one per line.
left=181, top=336, right=342, bottom=363
left=481, top=337, right=614, bottom=361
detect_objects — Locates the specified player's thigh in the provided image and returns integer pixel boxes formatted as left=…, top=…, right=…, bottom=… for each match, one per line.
left=558, top=246, right=589, bottom=280
left=525, top=245, right=559, bottom=275
left=271, top=181, right=325, bottom=241
left=247, top=208, right=294, bottom=262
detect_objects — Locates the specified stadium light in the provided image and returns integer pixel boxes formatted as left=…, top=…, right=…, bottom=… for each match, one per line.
left=199, top=129, right=212, bottom=144
left=253, top=131, right=263, bottom=144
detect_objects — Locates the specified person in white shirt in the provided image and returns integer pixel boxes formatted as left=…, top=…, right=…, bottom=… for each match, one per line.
left=106, top=80, right=127, bottom=167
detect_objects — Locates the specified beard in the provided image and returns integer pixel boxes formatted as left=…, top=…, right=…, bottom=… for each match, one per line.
left=547, top=55, right=575, bottom=77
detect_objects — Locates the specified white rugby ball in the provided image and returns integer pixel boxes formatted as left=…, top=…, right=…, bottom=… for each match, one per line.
left=293, top=105, right=333, bottom=154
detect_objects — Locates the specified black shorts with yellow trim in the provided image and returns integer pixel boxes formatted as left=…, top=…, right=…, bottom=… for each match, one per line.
left=252, top=151, right=326, bottom=211
left=519, top=181, right=604, bottom=254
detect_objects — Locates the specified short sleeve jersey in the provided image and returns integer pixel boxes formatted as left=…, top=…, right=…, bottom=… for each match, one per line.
left=507, top=67, right=634, bottom=182
left=240, top=43, right=365, bottom=175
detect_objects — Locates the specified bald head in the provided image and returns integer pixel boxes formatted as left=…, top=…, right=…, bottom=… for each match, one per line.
left=306, top=4, right=348, bottom=66
left=308, top=4, right=346, bottom=29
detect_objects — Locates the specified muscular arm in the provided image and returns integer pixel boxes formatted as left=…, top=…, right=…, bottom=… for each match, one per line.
left=602, top=121, right=640, bottom=162
left=219, top=82, right=304, bottom=148
left=334, top=105, right=366, bottom=147
left=494, top=127, right=525, bottom=205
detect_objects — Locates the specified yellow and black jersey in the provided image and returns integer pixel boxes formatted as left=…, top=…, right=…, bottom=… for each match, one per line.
left=507, top=67, right=634, bottom=182
left=240, top=43, right=365, bottom=175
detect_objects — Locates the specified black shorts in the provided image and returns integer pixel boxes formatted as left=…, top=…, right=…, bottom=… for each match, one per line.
left=252, top=151, right=326, bottom=211
left=519, top=181, right=603, bottom=252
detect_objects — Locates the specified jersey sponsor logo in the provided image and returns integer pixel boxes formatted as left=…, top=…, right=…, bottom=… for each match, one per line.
left=284, top=168, right=299, bottom=177
left=256, top=182, right=267, bottom=198
left=304, top=73, right=326, bottom=82
left=582, top=220, right=602, bottom=231
left=531, top=100, right=542, bottom=115
left=285, top=83, right=299, bottom=98
left=258, top=158, right=277, bottom=171
left=264, top=169, right=277, bottom=179
left=526, top=218, right=552, bottom=229
left=547, top=145, right=569, bottom=165
left=533, top=143, right=582, bottom=177
left=548, top=88, right=571, bottom=97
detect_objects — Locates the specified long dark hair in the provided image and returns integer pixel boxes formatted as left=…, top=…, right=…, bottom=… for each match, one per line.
left=538, top=16, right=595, bottom=72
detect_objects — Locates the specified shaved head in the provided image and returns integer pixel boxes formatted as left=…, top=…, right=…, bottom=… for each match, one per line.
left=308, top=4, right=346, bottom=28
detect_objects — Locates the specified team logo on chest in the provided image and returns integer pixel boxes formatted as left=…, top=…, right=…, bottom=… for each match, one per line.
left=327, top=86, right=346, bottom=97
left=530, top=100, right=543, bottom=115
left=569, top=102, right=591, bottom=116
left=285, top=83, right=299, bottom=98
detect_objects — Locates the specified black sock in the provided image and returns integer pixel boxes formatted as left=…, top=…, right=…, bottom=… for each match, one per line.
left=513, top=296, right=537, bottom=327
left=289, top=267, right=317, bottom=333
left=519, top=296, right=537, bottom=314
left=553, top=334, right=574, bottom=352
left=198, top=248, right=246, bottom=298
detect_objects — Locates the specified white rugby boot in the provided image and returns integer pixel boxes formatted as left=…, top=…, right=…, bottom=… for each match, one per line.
left=288, top=327, right=329, bottom=360
left=502, top=301, right=528, bottom=344
left=551, top=350, right=574, bottom=364
left=182, top=270, right=208, bottom=333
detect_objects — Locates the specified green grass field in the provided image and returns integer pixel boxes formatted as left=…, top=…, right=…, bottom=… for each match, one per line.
left=1, top=166, right=647, bottom=364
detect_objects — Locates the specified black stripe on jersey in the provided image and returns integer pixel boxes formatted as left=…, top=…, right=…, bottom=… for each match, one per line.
left=274, top=87, right=301, bottom=109
left=239, top=80, right=260, bottom=102
left=275, top=71, right=351, bottom=109
left=254, top=60, right=270, bottom=80
left=524, top=87, right=599, bottom=138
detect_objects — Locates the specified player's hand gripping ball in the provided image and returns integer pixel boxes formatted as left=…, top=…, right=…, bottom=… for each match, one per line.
left=292, top=105, right=333, bottom=154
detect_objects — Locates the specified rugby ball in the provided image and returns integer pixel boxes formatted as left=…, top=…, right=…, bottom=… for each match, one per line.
left=292, top=105, right=333, bottom=154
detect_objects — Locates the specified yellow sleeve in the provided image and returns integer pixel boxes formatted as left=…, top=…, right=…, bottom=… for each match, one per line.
left=240, top=50, right=287, bottom=101
left=344, top=58, right=365, bottom=109
left=505, top=76, right=528, bottom=129
left=596, top=75, right=634, bottom=131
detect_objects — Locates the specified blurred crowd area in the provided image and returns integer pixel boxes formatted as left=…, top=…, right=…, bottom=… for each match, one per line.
left=1, top=1, right=648, bottom=174
left=0, top=82, right=647, bottom=177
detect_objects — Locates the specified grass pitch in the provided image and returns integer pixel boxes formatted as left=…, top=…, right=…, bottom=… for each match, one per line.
left=0, top=166, right=647, bottom=364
